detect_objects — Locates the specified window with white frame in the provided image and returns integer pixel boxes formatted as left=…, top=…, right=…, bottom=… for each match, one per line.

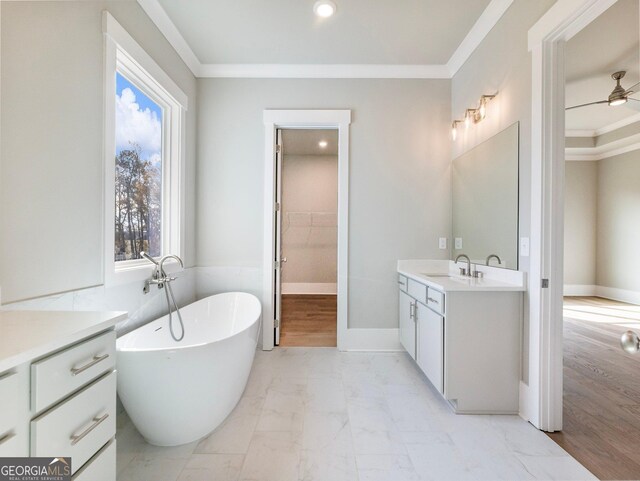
left=114, top=71, right=164, bottom=262
left=104, top=13, right=186, bottom=283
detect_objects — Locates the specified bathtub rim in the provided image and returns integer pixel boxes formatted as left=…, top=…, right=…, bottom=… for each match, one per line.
left=116, top=291, right=262, bottom=353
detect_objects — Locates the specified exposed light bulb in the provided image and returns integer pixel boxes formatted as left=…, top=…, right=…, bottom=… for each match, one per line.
left=479, top=103, right=486, bottom=119
left=314, top=1, right=336, bottom=17
left=318, top=140, right=328, bottom=148
left=465, top=113, right=471, bottom=128
left=451, top=123, right=458, bottom=141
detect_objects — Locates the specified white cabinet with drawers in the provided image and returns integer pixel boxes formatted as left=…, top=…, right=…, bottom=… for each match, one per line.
left=0, top=311, right=125, bottom=480
left=397, top=263, right=524, bottom=414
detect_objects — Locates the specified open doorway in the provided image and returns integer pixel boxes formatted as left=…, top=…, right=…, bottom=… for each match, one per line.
left=274, top=129, right=338, bottom=347
left=547, top=1, right=640, bottom=477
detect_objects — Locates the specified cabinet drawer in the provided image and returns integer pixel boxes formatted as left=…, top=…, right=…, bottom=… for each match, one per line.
left=407, top=279, right=427, bottom=304
left=397, top=275, right=408, bottom=293
left=31, top=371, right=116, bottom=475
left=0, top=428, right=29, bottom=457
left=0, top=365, right=29, bottom=434
left=32, top=330, right=116, bottom=413
left=427, top=288, right=445, bottom=314
left=73, top=439, right=116, bottom=481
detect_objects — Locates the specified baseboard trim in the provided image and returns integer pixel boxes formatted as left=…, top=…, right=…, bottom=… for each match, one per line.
left=563, top=284, right=640, bottom=305
left=596, top=286, right=640, bottom=305
left=282, top=283, right=337, bottom=295
left=340, top=328, right=402, bottom=351
left=563, top=284, right=597, bottom=296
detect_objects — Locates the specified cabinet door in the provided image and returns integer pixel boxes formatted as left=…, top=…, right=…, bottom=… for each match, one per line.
left=417, top=303, right=444, bottom=393
left=399, top=290, right=416, bottom=359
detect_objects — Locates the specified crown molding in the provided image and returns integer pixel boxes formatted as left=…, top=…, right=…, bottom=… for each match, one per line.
left=566, top=113, right=640, bottom=140
left=565, top=129, right=596, bottom=137
left=137, top=0, right=514, bottom=79
left=566, top=132, right=640, bottom=161
left=137, top=0, right=201, bottom=76
left=447, top=0, right=514, bottom=76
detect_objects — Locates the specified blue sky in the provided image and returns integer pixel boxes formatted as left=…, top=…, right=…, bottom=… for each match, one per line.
left=115, top=72, right=163, bottom=163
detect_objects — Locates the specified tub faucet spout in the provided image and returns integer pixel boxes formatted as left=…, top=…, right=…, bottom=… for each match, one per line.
left=142, top=253, right=185, bottom=294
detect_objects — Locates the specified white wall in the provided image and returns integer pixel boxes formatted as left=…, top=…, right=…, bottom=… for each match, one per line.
left=597, top=150, right=640, bottom=294
left=196, top=78, right=451, bottom=329
left=281, top=154, right=337, bottom=291
left=0, top=1, right=197, bottom=330
left=451, top=0, right=556, bottom=383
left=564, top=161, right=597, bottom=287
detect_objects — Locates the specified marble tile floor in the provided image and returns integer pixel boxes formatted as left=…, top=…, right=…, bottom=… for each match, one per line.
left=116, top=348, right=596, bottom=481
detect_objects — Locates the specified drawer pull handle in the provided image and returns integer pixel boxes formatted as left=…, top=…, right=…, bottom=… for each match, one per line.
left=398, top=281, right=406, bottom=286
left=0, top=370, right=16, bottom=381
left=0, top=430, right=15, bottom=446
left=71, top=354, right=109, bottom=376
left=428, top=297, right=440, bottom=305
left=70, top=413, right=109, bottom=446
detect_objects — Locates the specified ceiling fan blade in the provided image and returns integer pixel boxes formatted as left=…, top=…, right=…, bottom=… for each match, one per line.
left=623, top=97, right=640, bottom=112
left=624, top=81, right=640, bottom=95
left=565, top=100, right=609, bottom=111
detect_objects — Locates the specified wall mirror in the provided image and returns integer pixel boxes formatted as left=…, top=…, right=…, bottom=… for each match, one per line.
left=451, top=122, right=519, bottom=270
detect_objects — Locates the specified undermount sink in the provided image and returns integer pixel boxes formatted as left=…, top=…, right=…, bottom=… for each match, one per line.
left=420, top=273, right=454, bottom=278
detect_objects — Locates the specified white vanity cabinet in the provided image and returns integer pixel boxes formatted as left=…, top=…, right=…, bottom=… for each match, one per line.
left=397, top=267, right=523, bottom=414
left=0, top=311, right=124, bottom=480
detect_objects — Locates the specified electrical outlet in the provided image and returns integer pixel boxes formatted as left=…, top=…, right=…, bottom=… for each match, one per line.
left=520, top=237, right=530, bottom=257
left=439, top=237, right=447, bottom=249
left=455, top=237, right=463, bottom=250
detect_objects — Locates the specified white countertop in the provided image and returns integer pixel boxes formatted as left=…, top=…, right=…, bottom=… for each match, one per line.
left=398, top=259, right=526, bottom=292
left=0, top=310, right=127, bottom=372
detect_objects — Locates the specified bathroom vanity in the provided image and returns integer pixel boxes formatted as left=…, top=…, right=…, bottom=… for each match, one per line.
left=398, top=260, right=525, bottom=414
left=0, top=310, right=125, bottom=480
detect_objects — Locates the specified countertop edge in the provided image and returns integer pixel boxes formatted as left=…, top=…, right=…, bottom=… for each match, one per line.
left=398, top=269, right=526, bottom=292
left=0, top=311, right=127, bottom=373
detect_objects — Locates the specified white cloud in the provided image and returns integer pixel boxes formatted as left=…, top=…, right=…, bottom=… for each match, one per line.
left=115, top=87, right=162, bottom=158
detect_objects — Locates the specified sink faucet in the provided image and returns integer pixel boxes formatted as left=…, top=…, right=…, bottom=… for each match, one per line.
left=141, top=252, right=185, bottom=294
left=486, top=254, right=502, bottom=266
left=455, top=254, right=472, bottom=277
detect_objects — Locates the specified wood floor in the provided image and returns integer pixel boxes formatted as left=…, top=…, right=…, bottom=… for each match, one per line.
left=279, top=294, right=337, bottom=347
left=547, top=296, right=640, bottom=480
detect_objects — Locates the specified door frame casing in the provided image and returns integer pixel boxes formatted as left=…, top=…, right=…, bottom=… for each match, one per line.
left=526, top=0, right=618, bottom=431
left=262, top=110, right=351, bottom=350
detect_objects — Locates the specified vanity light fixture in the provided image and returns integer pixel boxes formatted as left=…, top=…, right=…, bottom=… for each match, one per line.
left=464, top=109, right=477, bottom=128
left=478, top=94, right=496, bottom=120
left=318, top=140, right=328, bottom=148
left=314, top=0, right=337, bottom=17
left=451, top=120, right=462, bottom=141
left=453, top=92, right=498, bottom=141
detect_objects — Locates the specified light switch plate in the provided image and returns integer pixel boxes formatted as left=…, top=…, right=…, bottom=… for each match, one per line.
left=455, top=237, right=463, bottom=250
left=439, top=237, right=447, bottom=249
left=520, top=237, right=530, bottom=257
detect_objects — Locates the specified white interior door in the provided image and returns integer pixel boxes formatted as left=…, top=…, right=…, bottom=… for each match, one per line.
left=274, top=129, right=284, bottom=345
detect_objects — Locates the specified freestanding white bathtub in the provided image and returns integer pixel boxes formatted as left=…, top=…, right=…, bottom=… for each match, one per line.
left=116, top=292, right=261, bottom=446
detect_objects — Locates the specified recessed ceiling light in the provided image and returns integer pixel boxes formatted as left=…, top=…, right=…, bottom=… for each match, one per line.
left=314, top=1, right=336, bottom=18
left=318, top=140, right=328, bottom=148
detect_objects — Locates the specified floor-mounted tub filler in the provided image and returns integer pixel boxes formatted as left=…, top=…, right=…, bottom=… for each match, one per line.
left=116, top=292, right=262, bottom=446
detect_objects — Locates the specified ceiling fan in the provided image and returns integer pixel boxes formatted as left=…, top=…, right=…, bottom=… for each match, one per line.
left=566, top=71, right=640, bottom=110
